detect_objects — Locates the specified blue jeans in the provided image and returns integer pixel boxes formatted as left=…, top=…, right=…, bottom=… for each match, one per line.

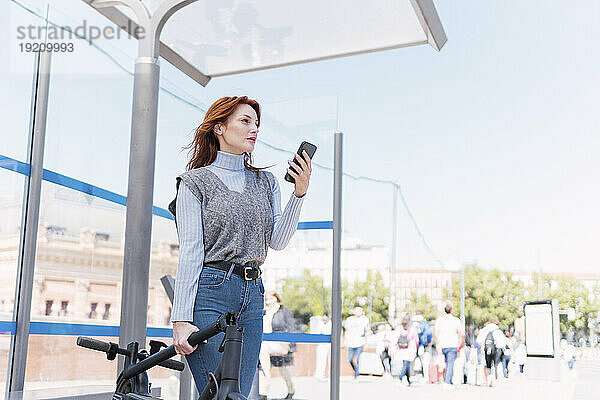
left=398, top=360, right=411, bottom=385
left=502, top=354, right=511, bottom=378
left=442, top=347, right=457, bottom=384
left=185, top=266, right=265, bottom=397
left=347, top=346, right=363, bottom=377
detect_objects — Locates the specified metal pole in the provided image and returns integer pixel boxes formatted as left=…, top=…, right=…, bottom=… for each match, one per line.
left=6, top=50, right=52, bottom=395
left=330, top=132, right=343, bottom=400
left=460, top=265, right=465, bottom=327
left=368, top=291, right=373, bottom=324
left=389, top=186, right=398, bottom=325
left=118, top=57, right=160, bottom=351
left=537, top=249, right=542, bottom=300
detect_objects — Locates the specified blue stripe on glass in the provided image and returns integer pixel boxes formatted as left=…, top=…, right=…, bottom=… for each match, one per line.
left=1, top=154, right=332, bottom=229
left=297, top=221, right=333, bottom=230
left=147, top=326, right=173, bottom=338
left=0, top=321, right=17, bottom=335
left=0, top=155, right=30, bottom=176
left=29, top=321, right=120, bottom=336
left=42, top=169, right=128, bottom=207
left=27, top=322, right=170, bottom=337
left=18, top=321, right=331, bottom=342
left=152, top=206, right=174, bottom=220
left=263, top=332, right=331, bottom=343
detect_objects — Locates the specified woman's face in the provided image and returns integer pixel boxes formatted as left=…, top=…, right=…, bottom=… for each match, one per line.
left=265, top=293, right=278, bottom=306
left=215, top=103, right=259, bottom=155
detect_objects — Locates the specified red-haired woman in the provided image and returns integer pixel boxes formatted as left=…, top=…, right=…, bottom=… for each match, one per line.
left=168, top=96, right=311, bottom=396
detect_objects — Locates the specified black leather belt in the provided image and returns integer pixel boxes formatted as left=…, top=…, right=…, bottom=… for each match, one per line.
left=204, top=261, right=262, bottom=281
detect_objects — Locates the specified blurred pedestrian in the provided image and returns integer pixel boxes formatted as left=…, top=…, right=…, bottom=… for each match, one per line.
left=435, top=302, right=464, bottom=388
left=561, top=339, right=576, bottom=370
left=314, top=313, right=332, bottom=380
left=412, top=311, right=433, bottom=378
left=502, top=330, right=515, bottom=378
left=343, top=307, right=370, bottom=379
left=392, top=314, right=418, bottom=387
left=259, top=292, right=296, bottom=400
left=514, top=341, right=527, bottom=374
left=476, top=317, right=507, bottom=386
left=374, top=323, right=393, bottom=378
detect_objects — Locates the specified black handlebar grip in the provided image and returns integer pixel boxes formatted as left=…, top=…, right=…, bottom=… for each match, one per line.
left=157, top=359, right=185, bottom=371
left=77, top=336, right=111, bottom=353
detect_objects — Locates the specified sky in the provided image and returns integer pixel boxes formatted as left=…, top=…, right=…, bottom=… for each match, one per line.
left=2, top=0, right=600, bottom=273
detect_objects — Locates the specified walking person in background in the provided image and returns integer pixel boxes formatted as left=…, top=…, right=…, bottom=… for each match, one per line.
left=260, top=292, right=296, bottom=400
left=412, top=311, right=433, bottom=379
left=314, top=313, right=332, bottom=380
left=514, top=341, right=527, bottom=374
left=561, top=339, right=576, bottom=370
left=258, top=293, right=277, bottom=400
left=392, top=314, right=418, bottom=387
left=343, top=307, right=370, bottom=379
left=375, top=323, right=394, bottom=378
left=169, top=96, right=311, bottom=397
left=477, top=317, right=507, bottom=386
left=502, top=330, right=515, bottom=378
left=435, top=302, right=465, bottom=388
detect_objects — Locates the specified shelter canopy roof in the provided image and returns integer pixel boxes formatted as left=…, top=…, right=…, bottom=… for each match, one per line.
left=100, top=0, right=445, bottom=83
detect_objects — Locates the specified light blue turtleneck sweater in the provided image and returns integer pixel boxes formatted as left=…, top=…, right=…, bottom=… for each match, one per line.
left=172, top=151, right=304, bottom=322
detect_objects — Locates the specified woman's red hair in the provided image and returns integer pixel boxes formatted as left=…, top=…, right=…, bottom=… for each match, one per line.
left=185, top=96, right=261, bottom=171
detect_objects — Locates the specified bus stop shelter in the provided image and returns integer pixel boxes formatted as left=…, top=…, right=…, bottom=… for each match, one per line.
left=7, top=1, right=446, bottom=399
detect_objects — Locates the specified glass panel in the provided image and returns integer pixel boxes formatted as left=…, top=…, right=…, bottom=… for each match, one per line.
left=24, top=335, right=116, bottom=393
left=0, top=170, right=27, bottom=398
left=2, top=0, right=38, bottom=163
left=0, top=1, right=39, bottom=396
left=25, top=180, right=126, bottom=389
left=37, top=0, right=136, bottom=195
left=24, top=0, right=135, bottom=390
left=153, top=64, right=204, bottom=211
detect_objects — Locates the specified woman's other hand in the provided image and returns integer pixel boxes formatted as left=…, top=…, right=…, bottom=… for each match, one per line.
left=288, top=150, right=312, bottom=197
left=173, top=321, right=199, bottom=355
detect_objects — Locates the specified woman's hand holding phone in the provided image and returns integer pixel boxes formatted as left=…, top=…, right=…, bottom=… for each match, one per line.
left=288, top=151, right=312, bottom=197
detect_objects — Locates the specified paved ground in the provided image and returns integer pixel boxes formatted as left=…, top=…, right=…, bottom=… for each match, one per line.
left=263, top=359, right=600, bottom=400
left=265, top=374, right=576, bottom=400
left=5, top=360, right=598, bottom=399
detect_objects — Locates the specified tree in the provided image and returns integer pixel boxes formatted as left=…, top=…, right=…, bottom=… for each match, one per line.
left=451, top=264, right=525, bottom=330
left=525, top=275, right=600, bottom=334
left=280, top=269, right=389, bottom=327
left=409, top=292, right=438, bottom=321
left=279, top=269, right=331, bottom=327
left=342, top=270, right=389, bottom=323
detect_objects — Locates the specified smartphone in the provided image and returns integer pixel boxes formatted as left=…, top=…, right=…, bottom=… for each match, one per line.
left=285, top=141, right=317, bottom=183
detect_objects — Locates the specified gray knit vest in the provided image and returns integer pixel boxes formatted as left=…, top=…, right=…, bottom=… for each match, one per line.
left=168, top=168, right=275, bottom=267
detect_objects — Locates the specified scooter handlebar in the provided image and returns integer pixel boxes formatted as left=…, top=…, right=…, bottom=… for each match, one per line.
left=77, top=336, right=184, bottom=372
left=77, top=336, right=111, bottom=353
